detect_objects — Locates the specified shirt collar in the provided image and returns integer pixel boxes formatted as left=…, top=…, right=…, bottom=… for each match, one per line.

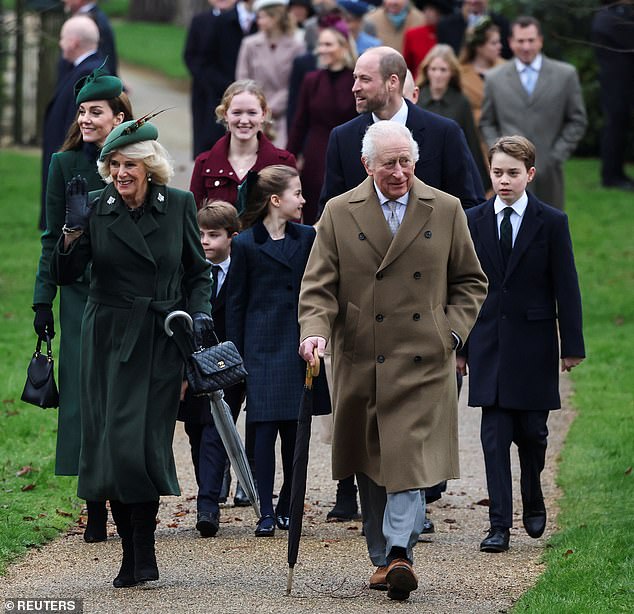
left=515, top=54, right=542, bottom=74
left=374, top=184, right=410, bottom=207
left=372, top=98, right=408, bottom=125
left=494, top=192, right=529, bottom=217
left=73, top=50, right=95, bottom=66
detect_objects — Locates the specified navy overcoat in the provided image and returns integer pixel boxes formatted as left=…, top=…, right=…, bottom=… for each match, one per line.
left=462, top=195, right=585, bottom=411
left=226, top=220, right=329, bottom=422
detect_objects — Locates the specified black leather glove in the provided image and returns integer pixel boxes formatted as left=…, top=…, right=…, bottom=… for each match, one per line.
left=192, top=312, right=215, bottom=349
left=33, top=304, right=55, bottom=339
left=65, top=175, right=94, bottom=231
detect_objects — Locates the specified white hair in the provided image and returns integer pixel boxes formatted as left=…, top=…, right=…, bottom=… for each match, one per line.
left=98, top=140, right=175, bottom=185
left=361, top=121, right=419, bottom=167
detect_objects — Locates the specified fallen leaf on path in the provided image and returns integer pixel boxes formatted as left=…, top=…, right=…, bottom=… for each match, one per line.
left=476, top=498, right=490, bottom=506
left=625, top=466, right=632, bottom=475
left=563, top=549, right=574, bottom=557
left=16, top=465, right=33, bottom=477
left=56, top=509, right=73, bottom=517
left=21, top=483, right=36, bottom=491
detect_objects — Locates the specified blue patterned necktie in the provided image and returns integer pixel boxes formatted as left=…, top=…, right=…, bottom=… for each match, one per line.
left=522, top=65, right=537, bottom=96
left=387, top=201, right=400, bottom=236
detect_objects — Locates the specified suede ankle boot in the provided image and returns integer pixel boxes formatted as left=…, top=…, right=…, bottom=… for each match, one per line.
left=327, top=476, right=360, bottom=521
left=131, top=501, right=160, bottom=583
left=110, top=501, right=136, bottom=588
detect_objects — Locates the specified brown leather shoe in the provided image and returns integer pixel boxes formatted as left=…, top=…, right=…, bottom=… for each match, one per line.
left=385, top=558, right=418, bottom=601
left=369, top=566, right=388, bottom=591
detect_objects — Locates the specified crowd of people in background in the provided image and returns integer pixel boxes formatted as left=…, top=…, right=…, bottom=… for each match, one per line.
left=31, top=0, right=633, bottom=600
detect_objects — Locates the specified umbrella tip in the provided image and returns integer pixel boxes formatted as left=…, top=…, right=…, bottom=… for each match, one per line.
left=286, top=567, right=294, bottom=595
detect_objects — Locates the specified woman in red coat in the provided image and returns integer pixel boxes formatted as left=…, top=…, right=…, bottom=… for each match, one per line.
left=286, top=21, right=357, bottom=224
left=189, top=80, right=296, bottom=209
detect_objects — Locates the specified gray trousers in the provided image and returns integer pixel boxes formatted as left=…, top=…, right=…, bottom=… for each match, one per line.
left=356, top=473, right=425, bottom=566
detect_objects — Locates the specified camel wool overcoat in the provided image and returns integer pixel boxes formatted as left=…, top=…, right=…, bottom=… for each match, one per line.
left=299, top=177, right=488, bottom=492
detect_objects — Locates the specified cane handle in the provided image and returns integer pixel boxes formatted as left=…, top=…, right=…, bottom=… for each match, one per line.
left=311, top=347, right=321, bottom=377
left=164, top=310, right=193, bottom=336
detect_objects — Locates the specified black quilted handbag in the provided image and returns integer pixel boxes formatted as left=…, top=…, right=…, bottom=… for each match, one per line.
left=185, top=340, right=248, bottom=395
left=21, top=335, right=59, bottom=408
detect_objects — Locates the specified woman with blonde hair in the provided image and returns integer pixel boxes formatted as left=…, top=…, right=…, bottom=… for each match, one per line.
left=189, top=79, right=296, bottom=209
left=287, top=18, right=357, bottom=224
left=236, top=0, right=306, bottom=147
left=417, top=44, right=489, bottom=191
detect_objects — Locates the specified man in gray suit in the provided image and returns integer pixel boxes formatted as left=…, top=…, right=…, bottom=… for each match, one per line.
left=480, top=16, right=587, bottom=209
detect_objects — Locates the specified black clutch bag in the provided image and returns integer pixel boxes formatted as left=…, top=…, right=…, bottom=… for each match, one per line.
left=21, top=335, right=59, bottom=409
left=185, top=340, right=248, bottom=395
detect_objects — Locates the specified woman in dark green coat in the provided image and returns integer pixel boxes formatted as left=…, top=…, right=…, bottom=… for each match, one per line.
left=32, top=66, right=133, bottom=542
left=52, top=120, right=213, bottom=589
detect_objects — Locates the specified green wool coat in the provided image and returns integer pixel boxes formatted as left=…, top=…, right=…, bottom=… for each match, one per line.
left=52, top=182, right=211, bottom=503
left=33, top=148, right=105, bottom=475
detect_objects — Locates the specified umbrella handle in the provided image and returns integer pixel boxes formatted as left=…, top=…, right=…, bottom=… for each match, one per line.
left=164, top=310, right=193, bottom=337
left=311, top=348, right=321, bottom=378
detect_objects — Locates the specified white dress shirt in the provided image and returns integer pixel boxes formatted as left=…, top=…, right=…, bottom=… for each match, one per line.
left=494, top=192, right=528, bottom=246
left=372, top=98, right=409, bottom=125
left=210, top=256, right=231, bottom=293
left=375, top=185, right=410, bottom=225
left=515, top=54, right=542, bottom=95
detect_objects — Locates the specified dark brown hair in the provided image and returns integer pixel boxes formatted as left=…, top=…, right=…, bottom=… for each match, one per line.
left=511, top=15, right=542, bottom=37
left=198, top=200, right=240, bottom=235
left=488, top=135, right=536, bottom=169
left=61, top=91, right=133, bottom=152
left=240, top=165, right=299, bottom=229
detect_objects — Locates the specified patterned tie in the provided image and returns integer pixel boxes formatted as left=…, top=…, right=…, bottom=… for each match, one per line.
left=500, top=207, right=513, bottom=268
left=387, top=201, right=400, bottom=236
left=211, top=265, right=221, bottom=303
left=522, top=65, right=537, bottom=96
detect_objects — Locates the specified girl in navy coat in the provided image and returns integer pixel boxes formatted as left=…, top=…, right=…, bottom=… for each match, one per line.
left=226, top=165, right=321, bottom=536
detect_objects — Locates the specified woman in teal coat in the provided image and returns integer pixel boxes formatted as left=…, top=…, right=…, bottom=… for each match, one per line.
left=52, top=120, right=213, bottom=588
left=32, top=66, right=133, bottom=542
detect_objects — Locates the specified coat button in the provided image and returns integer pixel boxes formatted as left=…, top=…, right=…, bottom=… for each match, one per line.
left=424, top=230, right=432, bottom=239
left=377, top=355, right=385, bottom=363
left=376, top=271, right=383, bottom=279
left=376, top=314, right=384, bottom=322
left=413, top=272, right=421, bottom=279
left=214, top=180, right=220, bottom=187
left=205, top=169, right=210, bottom=173
left=219, top=169, right=223, bottom=173
left=358, top=232, right=366, bottom=240
left=414, top=355, right=422, bottom=363
left=413, top=313, right=420, bottom=321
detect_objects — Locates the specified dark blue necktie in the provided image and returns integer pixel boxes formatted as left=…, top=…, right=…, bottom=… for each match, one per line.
left=500, top=207, right=513, bottom=267
left=211, top=265, right=221, bottom=303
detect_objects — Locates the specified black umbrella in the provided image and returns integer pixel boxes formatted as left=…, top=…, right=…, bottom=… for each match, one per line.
left=287, top=349, right=321, bottom=595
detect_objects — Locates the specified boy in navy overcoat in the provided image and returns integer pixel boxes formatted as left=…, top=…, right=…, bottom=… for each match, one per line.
left=457, top=136, right=585, bottom=552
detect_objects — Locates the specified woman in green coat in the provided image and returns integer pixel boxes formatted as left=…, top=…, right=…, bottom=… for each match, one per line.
left=52, top=120, right=213, bottom=589
left=32, top=66, right=133, bottom=542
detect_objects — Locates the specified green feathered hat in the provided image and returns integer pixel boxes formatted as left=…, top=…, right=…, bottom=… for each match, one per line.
left=99, top=118, right=159, bottom=161
left=74, top=60, right=122, bottom=105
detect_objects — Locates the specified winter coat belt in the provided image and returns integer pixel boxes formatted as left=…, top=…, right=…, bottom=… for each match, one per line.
left=88, top=290, right=183, bottom=363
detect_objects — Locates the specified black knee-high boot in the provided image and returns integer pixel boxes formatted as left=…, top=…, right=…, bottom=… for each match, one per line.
left=130, top=501, right=160, bottom=583
left=84, top=500, right=108, bottom=543
left=110, top=501, right=136, bottom=588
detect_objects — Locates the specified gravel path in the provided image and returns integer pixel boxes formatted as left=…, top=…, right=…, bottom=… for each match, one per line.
left=1, top=65, right=576, bottom=612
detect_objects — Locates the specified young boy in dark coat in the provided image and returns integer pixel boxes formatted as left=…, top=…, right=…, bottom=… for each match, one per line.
left=457, top=136, right=585, bottom=553
left=178, top=201, right=246, bottom=537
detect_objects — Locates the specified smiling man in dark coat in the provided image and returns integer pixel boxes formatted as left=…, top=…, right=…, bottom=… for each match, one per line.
left=318, top=46, right=485, bottom=216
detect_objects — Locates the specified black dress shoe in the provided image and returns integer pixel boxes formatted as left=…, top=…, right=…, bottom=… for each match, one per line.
left=196, top=511, right=220, bottom=538
left=480, top=527, right=510, bottom=552
left=276, top=515, right=290, bottom=530
left=233, top=483, right=251, bottom=507
left=523, top=508, right=547, bottom=538
left=255, top=514, right=275, bottom=537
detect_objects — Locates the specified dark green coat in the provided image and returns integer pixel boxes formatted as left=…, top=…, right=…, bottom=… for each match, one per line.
left=52, top=182, right=211, bottom=503
left=33, top=147, right=105, bottom=476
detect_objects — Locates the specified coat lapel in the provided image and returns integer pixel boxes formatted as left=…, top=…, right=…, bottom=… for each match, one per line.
left=253, top=220, right=299, bottom=269
left=505, top=196, right=543, bottom=279
left=504, top=62, right=531, bottom=105
left=348, top=177, right=392, bottom=260
left=474, top=200, right=505, bottom=280
left=97, top=185, right=156, bottom=265
left=380, top=179, right=434, bottom=270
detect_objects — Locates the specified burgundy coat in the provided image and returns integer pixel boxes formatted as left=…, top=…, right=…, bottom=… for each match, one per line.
left=286, top=68, right=356, bottom=224
left=189, top=132, right=296, bottom=208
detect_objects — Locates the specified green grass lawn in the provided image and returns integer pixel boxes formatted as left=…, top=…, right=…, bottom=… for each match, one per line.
left=0, top=150, right=81, bottom=574
left=112, top=20, right=188, bottom=81
left=0, top=152, right=632, bottom=611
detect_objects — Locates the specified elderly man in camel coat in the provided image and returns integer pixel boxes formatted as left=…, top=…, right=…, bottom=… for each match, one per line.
left=299, top=121, right=487, bottom=601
